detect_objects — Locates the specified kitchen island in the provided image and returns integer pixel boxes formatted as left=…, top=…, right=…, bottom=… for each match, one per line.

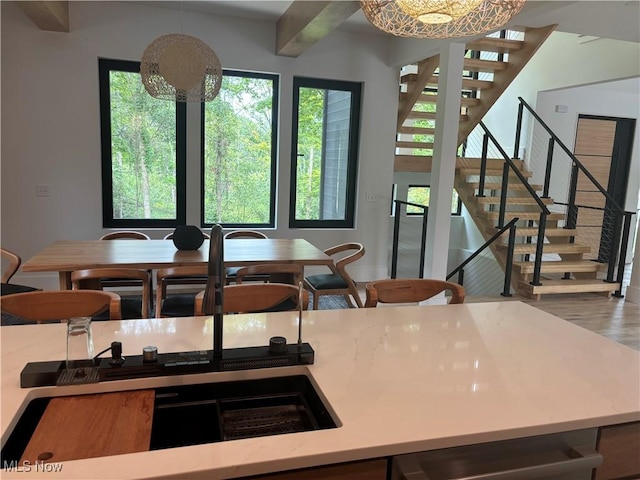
left=1, top=301, right=638, bottom=479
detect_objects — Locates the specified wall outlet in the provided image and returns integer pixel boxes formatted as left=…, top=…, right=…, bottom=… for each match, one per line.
left=365, top=192, right=377, bottom=203
left=36, top=184, right=50, bottom=197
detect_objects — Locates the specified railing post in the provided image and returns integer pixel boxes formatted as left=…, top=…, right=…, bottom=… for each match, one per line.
left=419, top=206, right=428, bottom=279
left=514, top=101, right=524, bottom=159
left=542, top=137, right=554, bottom=199
left=477, top=134, right=489, bottom=198
left=498, top=162, right=510, bottom=228
left=530, top=212, right=547, bottom=286
left=458, top=268, right=464, bottom=286
left=606, top=211, right=623, bottom=284
left=391, top=201, right=401, bottom=279
left=566, top=163, right=579, bottom=230
left=501, top=221, right=516, bottom=297
left=613, top=213, right=633, bottom=297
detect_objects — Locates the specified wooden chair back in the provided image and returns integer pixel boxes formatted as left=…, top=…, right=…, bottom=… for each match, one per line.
left=194, top=283, right=308, bottom=315
left=223, top=230, right=268, bottom=239
left=364, top=279, right=465, bottom=308
left=1, top=290, right=122, bottom=323
left=155, top=266, right=208, bottom=318
left=1, top=247, right=22, bottom=283
left=235, top=264, right=303, bottom=285
left=303, top=242, right=365, bottom=309
left=100, top=231, right=150, bottom=240
left=71, top=268, right=151, bottom=318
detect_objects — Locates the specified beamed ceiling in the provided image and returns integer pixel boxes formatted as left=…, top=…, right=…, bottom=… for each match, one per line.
left=14, top=1, right=640, bottom=64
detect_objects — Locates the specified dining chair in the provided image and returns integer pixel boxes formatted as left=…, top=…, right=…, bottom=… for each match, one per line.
left=223, top=230, right=269, bottom=284
left=235, top=264, right=303, bottom=285
left=72, top=268, right=151, bottom=319
left=194, top=283, right=309, bottom=315
left=1, top=247, right=40, bottom=296
left=303, top=243, right=365, bottom=309
left=100, top=231, right=150, bottom=240
left=99, top=231, right=153, bottom=304
left=1, top=290, right=122, bottom=324
left=363, top=279, right=465, bottom=308
left=155, top=266, right=208, bottom=318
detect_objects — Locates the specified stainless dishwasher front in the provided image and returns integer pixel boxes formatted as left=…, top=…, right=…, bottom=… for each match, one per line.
left=391, top=428, right=601, bottom=480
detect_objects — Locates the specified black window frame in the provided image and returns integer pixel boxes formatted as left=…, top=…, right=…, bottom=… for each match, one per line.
left=289, top=77, right=362, bottom=229
left=200, top=70, right=279, bottom=229
left=99, top=58, right=187, bottom=228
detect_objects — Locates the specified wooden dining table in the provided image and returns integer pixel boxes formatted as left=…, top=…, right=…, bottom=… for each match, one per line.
left=22, top=239, right=333, bottom=290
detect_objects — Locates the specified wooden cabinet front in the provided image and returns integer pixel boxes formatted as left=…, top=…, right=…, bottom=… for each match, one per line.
left=595, top=422, right=640, bottom=480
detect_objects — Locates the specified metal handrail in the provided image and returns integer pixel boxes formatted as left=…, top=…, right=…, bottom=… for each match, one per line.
left=478, top=121, right=550, bottom=215
left=447, top=217, right=519, bottom=297
left=515, top=97, right=632, bottom=215
left=514, top=97, right=636, bottom=296
left=391, top=200, right=428, bottom=279
left=476, top=121, right=549, bottom=285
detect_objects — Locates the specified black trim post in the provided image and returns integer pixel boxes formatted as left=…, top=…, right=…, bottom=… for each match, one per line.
left=478, top=134, right=489, bottom=197
left=613, top=213, right=633, bottom=297
left=542, top=137, right=554, bottom=199
left=391, top=201, right=401, bottom=279
left=514, top=102, right=524, bottom=159
left=531, top=212, right=547, bottom=286
left=501, top=221, right=516, bottom=297
left=419, top=207, right=428, bottom=279
left=498, top=162, right=509, bottom=228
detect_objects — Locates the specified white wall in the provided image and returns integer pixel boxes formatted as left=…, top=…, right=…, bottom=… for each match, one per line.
left=0, top=1, right=399, bottom=288
left=482, top=31, right=640, bottom=149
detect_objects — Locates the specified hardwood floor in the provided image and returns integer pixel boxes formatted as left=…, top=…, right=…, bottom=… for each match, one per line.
left=466, top=294, right=640, bottom=351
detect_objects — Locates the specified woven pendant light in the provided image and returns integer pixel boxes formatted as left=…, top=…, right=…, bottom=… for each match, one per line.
left=360, top=0, right=526, bottom=38
left=140, top=33, right=222, bottom=103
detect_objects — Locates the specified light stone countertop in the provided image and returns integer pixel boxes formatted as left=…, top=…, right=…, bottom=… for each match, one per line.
left=1, top=301, right=639, bottom=479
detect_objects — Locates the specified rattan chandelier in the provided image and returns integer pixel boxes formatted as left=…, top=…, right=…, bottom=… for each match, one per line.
left=140, top=33, right=222, bottom=103
left=360, top=0, right=526, bottom=38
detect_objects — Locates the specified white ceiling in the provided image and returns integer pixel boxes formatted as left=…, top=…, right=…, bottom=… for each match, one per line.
left=146, top=1, right=640, bottom=43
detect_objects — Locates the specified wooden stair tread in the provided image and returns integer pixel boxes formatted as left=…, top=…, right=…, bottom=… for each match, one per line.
left=487, top=227, right=576, bottom=237
left=396, top=141, right=433, bottom=149
left=456, top=157, right=525, bottom=170
left=459, top=168, right=533, bottom=177
left=463, top=57, right=509, bottom=72
left=518, top=279, right=620, bottom=295
left=406, top=111, right=469, bottom=122
left=466, top=182, right=543, bottom=191
left=466, top=37, right=524, bottom=53
left=402, top=93, right=481, bottom=107
left=513, top=260, right=606, bottom=274
left=476, top=196, right=553, bottom=205
left=398, top=126, right=435, bottom=135
left=483, top=211, right=564, bottom=221
left=497, top=243, right=591, bottom=254
left=427, top=75, right=494, bottom=90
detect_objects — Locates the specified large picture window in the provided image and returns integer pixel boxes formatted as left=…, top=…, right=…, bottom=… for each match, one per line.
left=99, top=58, right=186, bottom=228
left=290, top=77, right=361, bottom=228
left=201, top=71, right=278, bottom=228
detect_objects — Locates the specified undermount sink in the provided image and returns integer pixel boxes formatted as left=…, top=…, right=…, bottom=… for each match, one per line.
left=1, top=374, right=338, bottom=462
left=150, top=374, right=338, bottom=449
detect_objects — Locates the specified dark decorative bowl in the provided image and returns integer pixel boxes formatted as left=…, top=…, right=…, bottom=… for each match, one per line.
left=172, top=225, right=204, bottom=250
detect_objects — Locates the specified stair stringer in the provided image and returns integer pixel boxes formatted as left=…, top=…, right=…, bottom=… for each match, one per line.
left=457, top=24, right=558, bottom=145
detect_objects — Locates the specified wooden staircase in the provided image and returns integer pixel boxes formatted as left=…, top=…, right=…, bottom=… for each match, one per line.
left=394, top=25, right=621, bottom=299
left=454, top=163, right=619, bottom=300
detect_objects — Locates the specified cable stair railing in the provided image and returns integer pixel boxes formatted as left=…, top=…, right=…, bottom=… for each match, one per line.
left=447, top=217, right=519, bottom=297
left=514, top=97, right=635, bottom=297
left=389, top=198, right=520, bottom=297
left=456, top=120, right=552, bottom=294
